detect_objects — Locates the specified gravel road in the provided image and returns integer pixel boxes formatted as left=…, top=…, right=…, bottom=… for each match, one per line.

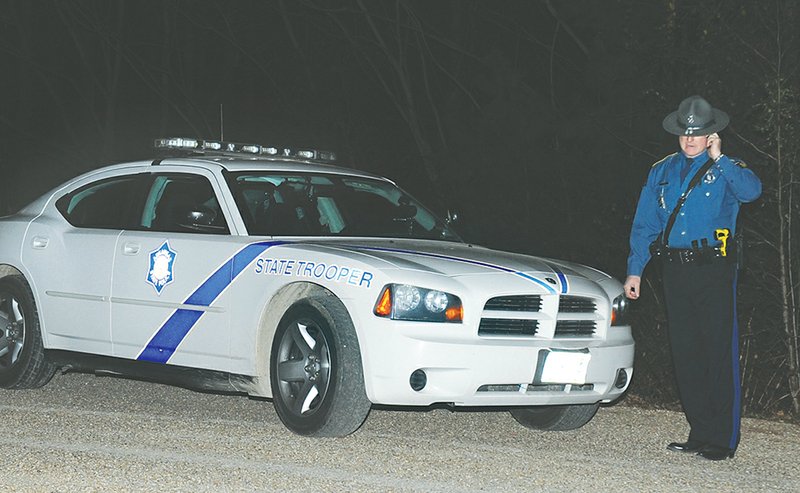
left=1, top=372, right=798, bottom=492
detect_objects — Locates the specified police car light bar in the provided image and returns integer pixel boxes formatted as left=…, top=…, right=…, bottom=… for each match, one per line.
left=154, top=137, right=336, bottom=162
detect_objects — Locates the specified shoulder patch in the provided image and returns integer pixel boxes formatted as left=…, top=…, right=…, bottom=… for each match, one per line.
left=732, top=158, right=747, bottom=168
left=651, top=153, right=677, bottom=169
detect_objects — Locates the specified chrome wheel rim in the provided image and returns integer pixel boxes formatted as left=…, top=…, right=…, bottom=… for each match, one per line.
left=275, top=319, right=332, bottom=417
left=0, top=292, right=25, bottom=370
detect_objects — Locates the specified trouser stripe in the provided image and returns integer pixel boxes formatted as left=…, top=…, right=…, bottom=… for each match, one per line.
left=730, top=268, right=741, bottom=449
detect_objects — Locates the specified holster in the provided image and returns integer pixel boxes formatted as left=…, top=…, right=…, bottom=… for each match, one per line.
left=692, top=238, right=714, bottom=265
left=649, top=234, right=666, bottom=258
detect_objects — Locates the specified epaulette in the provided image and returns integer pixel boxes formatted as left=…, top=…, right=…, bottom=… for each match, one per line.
left=651, top=152, right=677, bottom=169
left=731, top=157, right=747, bottom=168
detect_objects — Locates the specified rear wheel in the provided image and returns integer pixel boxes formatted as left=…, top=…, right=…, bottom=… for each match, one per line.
left=0, top=276, right=57, bottom=389
left=270, top=295, right=370, bottom=436
left=510, top=403, right=600, bottom=431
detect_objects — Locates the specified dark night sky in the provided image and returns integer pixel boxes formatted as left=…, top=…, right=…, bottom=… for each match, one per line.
left=0, top=3, right=627, bottom=257
left=0, top=0, right=794, bottom=271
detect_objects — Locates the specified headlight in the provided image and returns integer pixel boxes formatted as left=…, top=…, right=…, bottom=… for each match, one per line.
left=374, top=284, right=463, bottom=322
left=611, top=294, right=628, bottom=326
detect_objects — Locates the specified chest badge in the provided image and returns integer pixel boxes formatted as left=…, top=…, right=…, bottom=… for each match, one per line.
left=703, top=169, right=717, bottom=184
left=147, top=241, right=176, bottom=294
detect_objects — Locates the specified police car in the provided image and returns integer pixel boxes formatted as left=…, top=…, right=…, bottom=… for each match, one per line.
left=0, top=138, right=634, bottom=436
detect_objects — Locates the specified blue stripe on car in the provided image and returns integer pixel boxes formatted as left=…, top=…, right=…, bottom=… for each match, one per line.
left=137, top=240, right=288, bottom=364
left=550, top=265, right=569, bottom=294
left=351, top=245, right=557, bottom=294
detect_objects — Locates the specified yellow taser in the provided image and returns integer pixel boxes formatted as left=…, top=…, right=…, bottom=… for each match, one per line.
left=715, top=228, right=730, bottom=257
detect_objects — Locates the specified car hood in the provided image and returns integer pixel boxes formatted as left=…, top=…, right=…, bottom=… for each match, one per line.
left=286, top=238, right=611, bottom=289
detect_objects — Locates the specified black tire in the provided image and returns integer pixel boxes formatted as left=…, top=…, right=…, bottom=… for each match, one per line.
left=0, top=276, right=57, bottom=389
left=270, top=295, right=370, bottom=437
left=510, top=403, right=600, bottom=431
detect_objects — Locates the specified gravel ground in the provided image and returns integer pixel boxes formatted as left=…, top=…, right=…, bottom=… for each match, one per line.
left=1, top=372, right=798, bottom=492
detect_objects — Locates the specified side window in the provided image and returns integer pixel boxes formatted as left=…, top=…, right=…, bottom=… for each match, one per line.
left=138, top=174, right=229, bottom=235
left=56, top=175, right=141, bottom=229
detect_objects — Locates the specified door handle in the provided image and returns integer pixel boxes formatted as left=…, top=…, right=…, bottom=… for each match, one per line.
left=31, top=236, right=49, bottom=249
left=122, top=242, right=140, bottom=255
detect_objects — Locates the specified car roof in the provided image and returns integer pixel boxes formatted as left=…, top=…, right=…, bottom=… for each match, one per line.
left=180, top=156, right=387, bottom=179
left=73, top=155, right=390, bottom=182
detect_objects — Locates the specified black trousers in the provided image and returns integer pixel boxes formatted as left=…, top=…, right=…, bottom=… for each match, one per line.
left=662, top=256, right=741, bottom=450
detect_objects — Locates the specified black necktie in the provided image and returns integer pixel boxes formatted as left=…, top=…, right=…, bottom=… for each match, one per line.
left=680, top=158, right=694, bottom=184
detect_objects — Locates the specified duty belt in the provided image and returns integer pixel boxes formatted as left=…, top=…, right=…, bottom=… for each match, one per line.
left=662, top=247, right=727, bottom=264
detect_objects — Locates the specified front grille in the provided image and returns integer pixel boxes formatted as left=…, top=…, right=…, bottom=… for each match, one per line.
left=558, top=295, right=596, bottom=313
left=527, top=383, right=594, bottom=392
left=554, top=320, right=597, bottom=337
left=479, top=318, right=538, bottom=336
left=476, top=383, right=595, bottom=393
left=484, top=295, right=542, bottom=312
left=477, top=384, right=525, bottom=392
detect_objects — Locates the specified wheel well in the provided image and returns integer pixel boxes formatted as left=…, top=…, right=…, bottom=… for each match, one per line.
left=0, top=264, right=23, bottom=280
left=0, top=265, right=47, bottom=347
left=250, top=281, right=341, bottom=396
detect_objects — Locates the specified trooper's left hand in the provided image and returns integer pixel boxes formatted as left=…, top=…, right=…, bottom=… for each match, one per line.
left=707, top=132, right=722, bottom=161
left=624, top=275, right=640, bottom=300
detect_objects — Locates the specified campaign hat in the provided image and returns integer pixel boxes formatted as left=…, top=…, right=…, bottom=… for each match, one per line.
left=662, top=95, right=729, bottom=136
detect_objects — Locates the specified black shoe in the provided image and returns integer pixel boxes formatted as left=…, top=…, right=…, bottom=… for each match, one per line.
left=697, top=445, right=735, bottom=461
left=667, top=440, right=706, bottom=453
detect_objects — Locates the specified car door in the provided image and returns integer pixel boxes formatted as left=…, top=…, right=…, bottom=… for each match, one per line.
left=110, top=169, right=242, bottom=371
left=21, top=172, right=145, bottom=355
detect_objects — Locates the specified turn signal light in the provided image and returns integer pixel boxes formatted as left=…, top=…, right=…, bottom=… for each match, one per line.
left=374, top=286, right=393, bottom=316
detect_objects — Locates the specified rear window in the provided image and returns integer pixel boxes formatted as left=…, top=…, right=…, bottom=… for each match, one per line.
left=56, top=175, right=142, bottom=229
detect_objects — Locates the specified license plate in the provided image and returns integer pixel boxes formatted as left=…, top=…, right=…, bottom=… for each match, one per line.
left=539, top=350, right=591, bottom=384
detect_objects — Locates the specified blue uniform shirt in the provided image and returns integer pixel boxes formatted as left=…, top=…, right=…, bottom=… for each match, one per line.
left=627, top=150, right=761, bottom=276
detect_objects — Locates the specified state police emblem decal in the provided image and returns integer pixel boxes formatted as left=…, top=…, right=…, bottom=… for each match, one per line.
left=147, top=241, right=176, bottom=294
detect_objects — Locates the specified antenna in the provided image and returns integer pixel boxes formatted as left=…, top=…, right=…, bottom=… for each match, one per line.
left=219, top=104, right=224, bottom=141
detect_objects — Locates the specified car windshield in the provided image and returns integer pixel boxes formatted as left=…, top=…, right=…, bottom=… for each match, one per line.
left=226, top=172, right=461, bottom=241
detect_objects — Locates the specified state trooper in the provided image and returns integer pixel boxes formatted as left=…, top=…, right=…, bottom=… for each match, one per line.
left=624, top=95, right=762, bottom=461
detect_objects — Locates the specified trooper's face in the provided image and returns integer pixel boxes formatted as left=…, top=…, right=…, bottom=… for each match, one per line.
left=679, top=134, right=709, bottom=158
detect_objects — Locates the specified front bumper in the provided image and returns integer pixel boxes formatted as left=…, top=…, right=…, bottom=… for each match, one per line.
left=358, top=319, right=634, bottom=407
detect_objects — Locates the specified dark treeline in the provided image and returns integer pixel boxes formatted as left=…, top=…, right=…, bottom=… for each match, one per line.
left=1, top=0, right=798, bottom=419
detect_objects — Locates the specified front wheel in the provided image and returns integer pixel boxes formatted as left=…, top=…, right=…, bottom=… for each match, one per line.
left=510, top=403, right=600, bottom=431
left=0, top=276, right=57, bottom=389
left=270, top=295, right=370, bottom=437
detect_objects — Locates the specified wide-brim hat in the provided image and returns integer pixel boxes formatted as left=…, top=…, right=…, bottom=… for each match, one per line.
left=662, top=95, right=730, bottom=136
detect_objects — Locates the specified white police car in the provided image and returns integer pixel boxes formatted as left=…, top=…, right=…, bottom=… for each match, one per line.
left=0, top=138, right=634, bottom=436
